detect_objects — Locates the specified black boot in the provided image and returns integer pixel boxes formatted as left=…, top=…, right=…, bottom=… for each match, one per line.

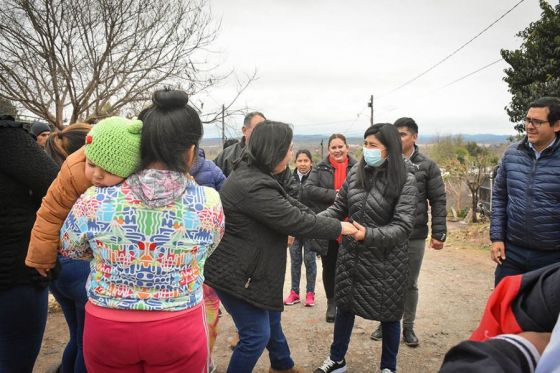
left=403, top=327, right=419, bottom=347
left=325, top=298, right=336, bottom=323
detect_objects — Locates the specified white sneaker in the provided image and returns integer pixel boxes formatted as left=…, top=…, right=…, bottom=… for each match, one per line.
left=314, top=357, right=347, bottom=373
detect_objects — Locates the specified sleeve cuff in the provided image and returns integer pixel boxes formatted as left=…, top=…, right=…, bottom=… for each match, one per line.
left=493, top=334, right=541, bottom=373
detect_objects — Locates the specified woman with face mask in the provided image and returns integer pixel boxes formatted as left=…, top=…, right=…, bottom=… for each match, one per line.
left=313, top=123, right=418, bottom=373
left=302, top=134, right=358, bottom=322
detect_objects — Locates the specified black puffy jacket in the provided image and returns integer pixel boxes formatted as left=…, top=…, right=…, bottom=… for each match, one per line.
left=302, top=156, right=358, bottom=213
left=409, top=146, right=447, bottom=241
left=320, top=164, right=417, bottom=321
left=204, top=161, right=342, bottom=311
left=302, top=156, right=357, bottom=255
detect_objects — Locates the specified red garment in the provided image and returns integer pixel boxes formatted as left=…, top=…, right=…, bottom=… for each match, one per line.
left=329, top=155, right=349, bottom=192
left=469, top=274, right=523, bottom=341
left=329, top=155, right=349, bottom=243
left=83, top=303, right=208, bottom=372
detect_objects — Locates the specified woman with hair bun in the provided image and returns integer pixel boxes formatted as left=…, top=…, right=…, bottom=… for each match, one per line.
left=205, top=121, right=357, bottom=373
left=59, top=89, right=225, bottom=372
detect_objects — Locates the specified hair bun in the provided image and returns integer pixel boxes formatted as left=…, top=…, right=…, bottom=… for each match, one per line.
left=152, top=89, right=189, bottom=110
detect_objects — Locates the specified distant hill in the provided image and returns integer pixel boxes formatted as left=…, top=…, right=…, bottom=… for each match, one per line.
left=419, top=134, right=511, bottom=144
left=201, top=133, right=511, bottom=147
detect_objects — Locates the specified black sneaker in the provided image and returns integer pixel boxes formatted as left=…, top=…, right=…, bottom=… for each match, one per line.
left=370, top=324, right=382, bottom=341
left=403, top=328, right=419, bottom=347
left=314, top=357, right=347, bottom=373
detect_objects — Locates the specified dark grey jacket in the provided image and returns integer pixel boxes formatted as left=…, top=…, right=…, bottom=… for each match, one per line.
left=302, top=156, right=358, bottom=214
left=409, top=146, right=447, bottom=241
left=204, top=161, right=342, bottom=311
left=214, top=139, right=245, bottom=178
left=320, top=164, right=417, bottom=321
left=302, top=156, right=358, bottom=255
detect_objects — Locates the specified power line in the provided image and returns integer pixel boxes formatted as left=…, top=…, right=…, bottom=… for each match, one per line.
left=382, top=0, right=527, bottom=97
left=439, top=58, right=504, bottom=89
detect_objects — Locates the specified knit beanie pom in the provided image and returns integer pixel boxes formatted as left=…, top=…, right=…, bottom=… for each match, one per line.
left=128, top=121, right=143, bottom=135
left=84, top=116, right=143, bottom=178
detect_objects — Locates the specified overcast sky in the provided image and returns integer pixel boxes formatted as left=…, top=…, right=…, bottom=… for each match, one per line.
left=196, top=0, right=551, bottom=139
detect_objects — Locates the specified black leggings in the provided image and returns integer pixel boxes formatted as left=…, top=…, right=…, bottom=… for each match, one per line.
left=320, top=240, right=339, bottom=299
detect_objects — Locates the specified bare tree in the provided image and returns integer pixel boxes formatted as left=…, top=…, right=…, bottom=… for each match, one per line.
left=0, top=0, right=251, bottom=129
left=0, top=97, right=17, bottom=116
left=442, top=143, right=497, bottom=223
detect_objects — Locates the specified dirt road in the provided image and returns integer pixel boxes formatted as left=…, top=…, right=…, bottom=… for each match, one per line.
left=34, top=223, right=495, bottom=373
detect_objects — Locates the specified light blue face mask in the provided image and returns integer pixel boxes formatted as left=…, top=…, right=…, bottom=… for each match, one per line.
left=363, top=147, right=385, bottom=167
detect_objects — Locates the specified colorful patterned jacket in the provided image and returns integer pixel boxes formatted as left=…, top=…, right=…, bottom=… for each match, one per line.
left=60, top=169, right=224, bottom=311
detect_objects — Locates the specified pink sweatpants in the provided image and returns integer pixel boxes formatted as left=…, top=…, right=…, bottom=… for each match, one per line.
left=83, top=306, right=208, bottom=373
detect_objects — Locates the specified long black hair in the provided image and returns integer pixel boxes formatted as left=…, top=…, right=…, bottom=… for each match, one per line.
left=138, top=89, right=203, bottom=173
left=357, top=123, right=407, bottom=200
left=245, top=120, right=293, bottom=174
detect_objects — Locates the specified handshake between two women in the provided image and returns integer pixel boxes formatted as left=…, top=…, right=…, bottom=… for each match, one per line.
left=340, top=220, right=367, bottom=241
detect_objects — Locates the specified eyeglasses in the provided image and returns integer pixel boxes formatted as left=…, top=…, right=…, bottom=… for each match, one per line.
left=524, top=117, right=549, bottom=127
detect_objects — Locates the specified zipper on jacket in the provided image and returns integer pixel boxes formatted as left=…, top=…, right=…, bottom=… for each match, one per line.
left=243, top=248, right=262, bottom=289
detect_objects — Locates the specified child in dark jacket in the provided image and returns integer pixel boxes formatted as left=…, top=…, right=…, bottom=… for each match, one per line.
left=284, top=149, right=317, bottom=307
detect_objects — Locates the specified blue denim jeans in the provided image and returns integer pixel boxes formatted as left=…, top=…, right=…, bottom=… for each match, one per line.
left=494, top=241, right=560, bottom=286
left=330, top=309, right=400, bottom=371
left=289, top=239, right=317, bottom=294
left=50, top=257, right=90, bottom=373
left=215, top=289, right=294, bottom=373
left=0, top=284, right=48, bottom=373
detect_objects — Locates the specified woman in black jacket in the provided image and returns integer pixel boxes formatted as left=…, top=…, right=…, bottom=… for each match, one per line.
left=302, top=134, right=358, bottom=322
left=314, top=124, right=417, bottom=373
left=204, top=121, right=357, bottom=373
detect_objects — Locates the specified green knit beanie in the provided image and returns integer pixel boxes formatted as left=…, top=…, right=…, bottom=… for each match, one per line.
left=84, top=116, right=143, bottom=178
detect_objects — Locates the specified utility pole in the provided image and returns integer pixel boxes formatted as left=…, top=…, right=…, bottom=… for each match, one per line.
left=320, top=139, right=324, bottom=159
left=221, top=104, right=225, bottom=146
left=368, top=94, right=374, bottom=126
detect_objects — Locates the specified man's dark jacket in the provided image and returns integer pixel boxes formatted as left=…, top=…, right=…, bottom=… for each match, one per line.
left=320, top=164, right=417, bottom=321
left=204, top=161, right=341, bottom=311
left=409, top=146, right=447, bottom=241
left=490, top=136, right=560, bottom=251
left=214, top=138, right=300, bottom=198
left=214, top=139, right=246, bottom=178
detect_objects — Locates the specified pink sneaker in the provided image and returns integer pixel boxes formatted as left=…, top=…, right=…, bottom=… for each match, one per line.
left=284, top=290, right=300, bottom=305
left=304, top=292, right=315, bottom=307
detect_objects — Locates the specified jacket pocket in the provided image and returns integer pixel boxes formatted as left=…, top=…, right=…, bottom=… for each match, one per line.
left=243, top=248, right=263, bottom=289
